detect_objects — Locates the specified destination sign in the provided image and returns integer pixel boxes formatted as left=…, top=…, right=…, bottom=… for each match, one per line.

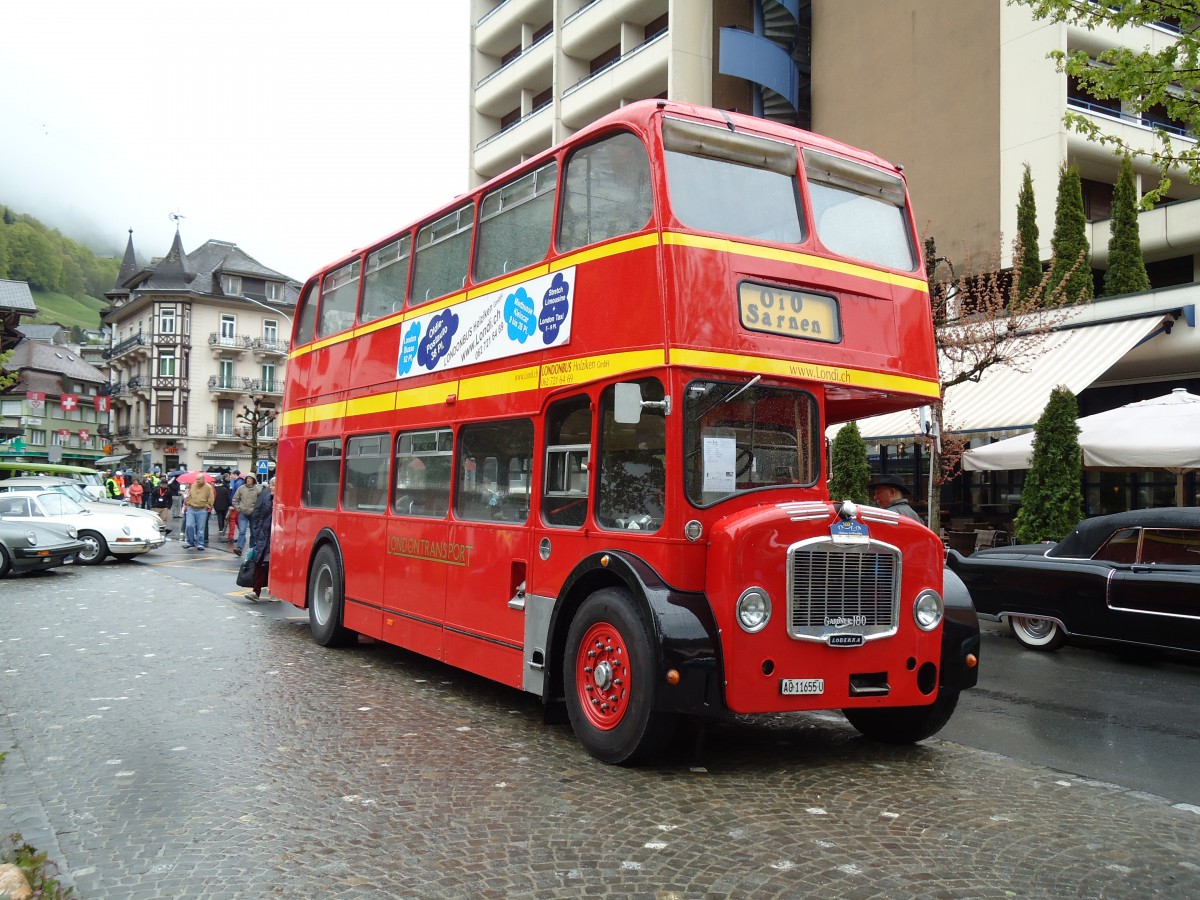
left=738, top=281, right=840, bottom=343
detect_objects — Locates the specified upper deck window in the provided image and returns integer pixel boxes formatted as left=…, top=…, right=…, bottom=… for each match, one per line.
left=662, top=118, right=804, bottom=244
left=803, top=149, right=916, bottom=271
left=317, top=260, right=361, bottom=338
left=475, top=161, right=557, bottom=282
left=558, top=132, right=653, bottom=252
left=411, top=204, right=475, bottom=305
left=361, top=235, right=412, bottom=324
left=295, top=281, right=319, bottom=346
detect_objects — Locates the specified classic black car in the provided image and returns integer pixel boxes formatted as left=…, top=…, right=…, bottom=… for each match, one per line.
left=946, top=508, right=1200, bottom=654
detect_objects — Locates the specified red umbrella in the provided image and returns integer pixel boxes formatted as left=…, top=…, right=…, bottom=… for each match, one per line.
left=174, top=471, right=201, bottom=485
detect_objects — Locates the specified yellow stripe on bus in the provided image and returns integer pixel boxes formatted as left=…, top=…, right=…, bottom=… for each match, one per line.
left=670, top=348, right=940, bottom=399
left=661, top=232, right=930, bottom=294
left=550, top=233, right=660, bottom=271
left=459, top=366, right=540, bottom=401
left=395, top=380, right=461, bottom=411
left=539, top=349, right=665, bottom=388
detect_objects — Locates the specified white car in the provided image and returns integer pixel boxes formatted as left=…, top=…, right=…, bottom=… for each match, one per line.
left=0, top=476, right=169, bottom=535
left=0, top=490, right=167, bottom=565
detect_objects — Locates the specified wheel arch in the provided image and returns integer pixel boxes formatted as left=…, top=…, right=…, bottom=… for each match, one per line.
left=544, top=550, right=720, bottom=715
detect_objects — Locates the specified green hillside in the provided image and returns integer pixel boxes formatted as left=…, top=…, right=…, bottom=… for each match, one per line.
left=31, top=289, right=107, bottom=330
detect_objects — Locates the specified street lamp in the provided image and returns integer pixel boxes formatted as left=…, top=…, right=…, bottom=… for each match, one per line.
left=238, top=294, right=293, bottom=328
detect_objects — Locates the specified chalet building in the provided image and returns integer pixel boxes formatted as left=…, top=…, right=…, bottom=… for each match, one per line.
left=101, top=229, right=298, bottom=474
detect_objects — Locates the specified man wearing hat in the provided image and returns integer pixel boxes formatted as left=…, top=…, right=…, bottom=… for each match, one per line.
left=868, top=474, right=923, bottom=523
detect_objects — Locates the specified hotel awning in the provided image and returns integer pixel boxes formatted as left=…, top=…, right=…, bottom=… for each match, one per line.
left=852, top=314, right=1167, bottom=439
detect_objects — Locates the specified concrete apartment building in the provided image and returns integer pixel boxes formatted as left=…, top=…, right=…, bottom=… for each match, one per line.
left=468, top=0, right=1200, bottom=513
left=100, top=230, right=297, bottom=475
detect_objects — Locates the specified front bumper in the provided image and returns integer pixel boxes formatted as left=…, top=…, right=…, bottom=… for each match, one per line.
left=13, top=542, right=85, bottom=571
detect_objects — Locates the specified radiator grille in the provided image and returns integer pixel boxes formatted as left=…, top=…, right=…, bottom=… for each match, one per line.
left=788, top=542, right=900, bottom=639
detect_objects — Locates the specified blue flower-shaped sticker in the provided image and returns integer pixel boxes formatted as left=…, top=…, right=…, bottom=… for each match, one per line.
left=397, top=321, right=421, bottom=376
left=504, top=287, right=536, bottom=344
left=538, top=273, right=571, bottom=345
left=418, top=309, right=459, bottom=371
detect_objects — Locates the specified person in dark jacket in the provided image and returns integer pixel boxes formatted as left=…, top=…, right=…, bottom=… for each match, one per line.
left=244, top=477, right=275, bottom=601
left=213, top=474, right=232, bottom=537
left=868, top=474, right=924, bottom=523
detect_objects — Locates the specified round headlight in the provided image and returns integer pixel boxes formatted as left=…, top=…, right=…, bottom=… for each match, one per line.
left=913, top=590, right=944, bottom=631
left=736, top=587, right=772, bottom=633
left=25, top=530, right=38, bottom=547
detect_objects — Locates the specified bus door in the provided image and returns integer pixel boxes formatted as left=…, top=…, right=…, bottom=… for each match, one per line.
left=443, top=419, right=535, bottom=689
left=382, top=428, right=454, bottom=660
left=336, top=434, right=392, bottom=640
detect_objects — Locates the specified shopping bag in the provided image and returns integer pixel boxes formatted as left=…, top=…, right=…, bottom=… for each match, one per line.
left=236, top=555, right=257, bottom=588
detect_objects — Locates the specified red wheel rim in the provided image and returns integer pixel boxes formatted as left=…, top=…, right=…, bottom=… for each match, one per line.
left=575, top=620, right=631, bottom=731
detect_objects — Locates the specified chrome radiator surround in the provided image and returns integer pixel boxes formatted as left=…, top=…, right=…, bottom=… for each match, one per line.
left=786, top=537, right=901, bottom=642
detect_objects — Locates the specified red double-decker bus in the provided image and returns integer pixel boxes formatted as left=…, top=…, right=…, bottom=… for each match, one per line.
left=274, top=100, right=979, bottom=764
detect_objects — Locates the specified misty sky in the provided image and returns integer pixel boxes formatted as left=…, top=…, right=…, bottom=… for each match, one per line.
left=1, top=1, right=470, bottom=284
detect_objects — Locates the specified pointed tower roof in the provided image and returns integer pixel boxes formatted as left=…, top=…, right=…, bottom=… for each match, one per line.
left=114, top=229, right=139, bottom=289
left=147, top=226, right=194, bottom=288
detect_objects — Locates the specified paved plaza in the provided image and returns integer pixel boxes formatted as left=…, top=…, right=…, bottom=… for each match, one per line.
left=2, top=560, right=1198, bottom=898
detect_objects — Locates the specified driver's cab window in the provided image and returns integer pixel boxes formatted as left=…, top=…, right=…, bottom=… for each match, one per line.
left=597, top=378, right=665, bottom=532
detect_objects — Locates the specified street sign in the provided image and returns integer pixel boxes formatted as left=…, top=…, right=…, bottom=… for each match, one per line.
left=257, top=459, right=269, bottom=479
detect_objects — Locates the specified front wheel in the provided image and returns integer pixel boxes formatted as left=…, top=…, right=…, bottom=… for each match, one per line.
left=843, top=688, right=960, bottom=744
left=563, top=588, right=675, bottom=765
left=308, top=544, right=357, bottom=647
left=75, top=530, right=108, bottom=565
left=1008, top=615, right=1066, bottom=651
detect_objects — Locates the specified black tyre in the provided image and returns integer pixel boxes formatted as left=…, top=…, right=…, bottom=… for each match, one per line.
left=563, top=588, right=675, bottom=765
left=843, top=688, right=960, bottom=744
left=1008, top=615, right=1067, bottom=651
left=0, top=545, right=10, bottom=578
left=75, top=530, right=108, bottom=565
left=308, top=544, right=357, bottom=647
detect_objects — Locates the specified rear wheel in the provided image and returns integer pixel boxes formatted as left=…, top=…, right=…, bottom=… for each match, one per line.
left=843, top=688, right=960, bottom=744
left=308, top=544, right=357, bottom=647
left=0, top=545, right=10, bottom=578
left=75, top=530, right=108, bottom=565
left=1008, top=615, right=1066, bottom=651
left=563, top=588, right=675, bottom=765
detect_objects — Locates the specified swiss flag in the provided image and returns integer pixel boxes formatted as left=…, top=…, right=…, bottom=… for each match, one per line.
left=79, top=429, right=91, bottom=441
left=94, top=395, right=110, bottom=413
left=60, top=394, right=79, bottom=412
left=58, top=429, right=70, bottom=439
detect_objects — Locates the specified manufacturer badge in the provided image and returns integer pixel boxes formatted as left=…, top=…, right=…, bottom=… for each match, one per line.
left=828, top=633, right=865, bottom=647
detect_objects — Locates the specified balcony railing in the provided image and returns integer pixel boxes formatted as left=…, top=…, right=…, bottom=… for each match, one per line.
left=208, top=375, right=257, bottom=393
left=206, top=424, right=239, bottom=439
left=476, top=99, right=553, bottom=150
left=250, top=337, right=290, bottom=355
left=563, top=30, right=669, bottom=97
left=249, top=379, right=284, bottom=395
left=208, top=332, right=252, bottom=350
left=103, top=333, right=147, bottom=360
left=1067, top=96, right=1194, bottom=138
left=476, top=27, right=554, bottom=89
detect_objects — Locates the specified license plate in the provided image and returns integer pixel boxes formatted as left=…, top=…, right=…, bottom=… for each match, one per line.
left=780, top=678, right=824, bottom=696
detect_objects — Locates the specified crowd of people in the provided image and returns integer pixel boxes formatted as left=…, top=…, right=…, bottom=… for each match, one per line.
left=101, top=465, right=276, bottom=601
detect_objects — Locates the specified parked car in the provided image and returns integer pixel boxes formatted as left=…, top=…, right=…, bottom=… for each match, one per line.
left=946, top=508, right=1200, bottom=655
left=0, top=490, right=167, bottom=565
left=0, top=475, right=168, bottom=533
left=0, top=517, right=84, bottom=577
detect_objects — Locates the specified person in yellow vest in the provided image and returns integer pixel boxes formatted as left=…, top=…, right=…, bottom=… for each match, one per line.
left=183, top=473, right=216, bottom=550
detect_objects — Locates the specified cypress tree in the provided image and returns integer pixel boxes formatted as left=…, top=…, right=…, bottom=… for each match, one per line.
left=829, top=421, right=870, bottom=505
left=1045, top=164, right=1094, bottom=305
left=1013, top=386, right=1084, bottom=544
left=1102, top=155, right=1151, bottom=296
left=1015, top=163, right=1041, bottom=306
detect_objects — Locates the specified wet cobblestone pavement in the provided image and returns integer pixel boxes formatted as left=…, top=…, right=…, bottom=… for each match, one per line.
left=2, top=562, right=1199, bottom=898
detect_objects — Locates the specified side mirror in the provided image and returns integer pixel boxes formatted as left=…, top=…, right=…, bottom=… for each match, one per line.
left=614, top=382, right=643, bottom=424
